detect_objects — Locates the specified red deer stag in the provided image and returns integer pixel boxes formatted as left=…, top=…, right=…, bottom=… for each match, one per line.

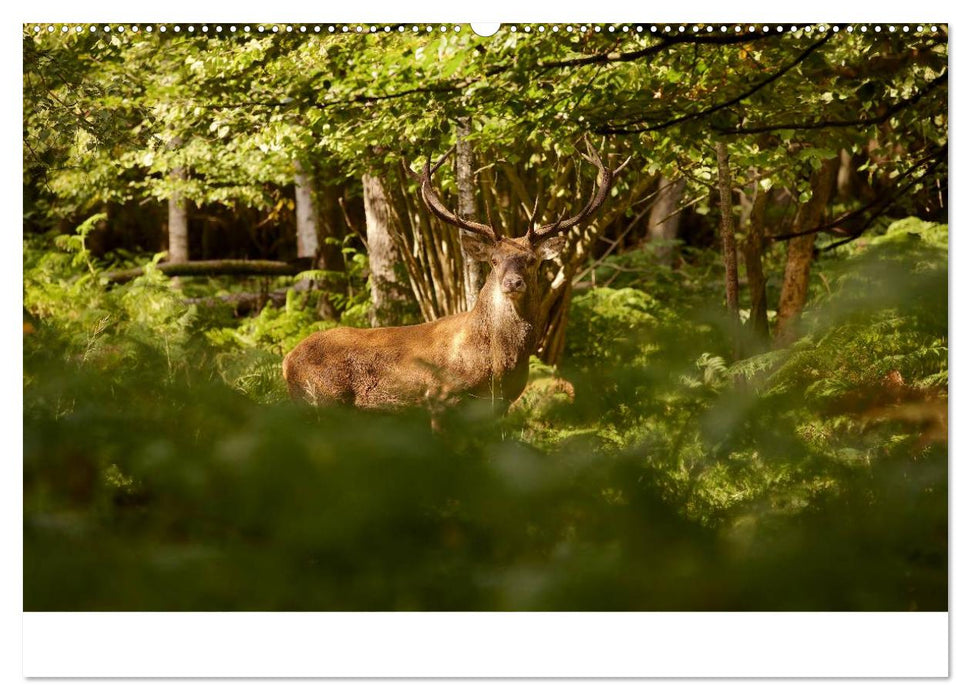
left=283, top=138, right=627, bottom=411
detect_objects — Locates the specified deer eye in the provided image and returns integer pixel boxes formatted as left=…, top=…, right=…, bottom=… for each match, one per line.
left=491, top=254, right=501, bottom=266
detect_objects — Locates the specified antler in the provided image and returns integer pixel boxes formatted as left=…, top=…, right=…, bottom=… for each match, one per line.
left=522, top=191, right=541, bottom=236
left=528, top=136, right=631, bottom=244
left=406, top=148, right=500, bottom=243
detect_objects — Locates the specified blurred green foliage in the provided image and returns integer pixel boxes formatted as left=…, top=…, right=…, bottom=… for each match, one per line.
left=24, top=217, right=946, bottom=611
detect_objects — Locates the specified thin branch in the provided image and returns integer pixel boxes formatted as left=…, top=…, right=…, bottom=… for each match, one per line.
left=574, top=201, right=654, bottom=283
left=820, top=158, right=947, bottom=251
left=537, top=30, right=771, bottom=71
left=598, top=31, right=834, bottom=135
left=714, top=70, right=948, bottom=135
left=771, top=143, right=947, bottom=242
left=337, top=196, right=368, bottom=251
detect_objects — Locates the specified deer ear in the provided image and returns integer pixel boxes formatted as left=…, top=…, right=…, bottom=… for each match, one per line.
left=460, top=233, right=494, bottom=262
left=536, top=236, right=566, bottom=261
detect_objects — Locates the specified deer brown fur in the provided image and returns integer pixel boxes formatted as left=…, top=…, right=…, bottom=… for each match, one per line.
left=282, top=137, right=627, bottom=411
left=283, top=236, right=561, bottom=409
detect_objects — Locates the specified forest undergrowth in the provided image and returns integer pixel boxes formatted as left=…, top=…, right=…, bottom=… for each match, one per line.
left=23, top=217, right=947, bottom=611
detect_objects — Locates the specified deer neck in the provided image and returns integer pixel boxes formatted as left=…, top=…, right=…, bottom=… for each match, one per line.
left=467, top=276, right=537, bottom=373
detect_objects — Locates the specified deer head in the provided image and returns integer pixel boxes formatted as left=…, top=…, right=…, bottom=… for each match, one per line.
left=410, top=136, right=630, bottom=312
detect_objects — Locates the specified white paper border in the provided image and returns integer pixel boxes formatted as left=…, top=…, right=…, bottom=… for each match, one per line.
left=23, top=612, right=947, bottom=678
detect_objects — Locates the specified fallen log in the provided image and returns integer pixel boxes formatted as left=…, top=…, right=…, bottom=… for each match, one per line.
left=182, top=291, right=289, bottom=315
left=103, top=259, right=312, bottom=284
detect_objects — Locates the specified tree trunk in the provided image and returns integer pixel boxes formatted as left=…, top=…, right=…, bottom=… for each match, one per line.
left=364, top=173, right=412, bottom=327
left=538, top=284, right=571, bottom=366
left=167, top=165, right=189, bottom=264
left=294, top=160, right=319, bottom=260
left=715, top=142, right=741, bottom=359
left=837, top=148, right=854, bottom=200
left=775, top=158, right=838, bottom=345
left=315, top=181, right=348, bottom=321
left=294, top=161, right=346, bottom=321
left=456, top=118, right=484, bottom=310
left=743, top=184, right=771, bottom=346
left=647, top=175, right=685, bottom=266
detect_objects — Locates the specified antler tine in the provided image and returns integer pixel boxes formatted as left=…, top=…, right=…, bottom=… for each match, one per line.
left=484, top=197, right=502, bottom=239
left=519, top=201, right=532, bottom=222
left=402, top=156, right=421, bottom=183
left=579, top=134, right=605, bottom=167
left=583, top=133, right=631, bottom=176
left=531, top=136, right=616, bottom=242
left=429, top=146, right=456, bottom=175
left=522, top=190, right=541, bottom=235
left=613, top=155, right=633, bottom=176
left=411, top=147, right=498, bottom=242
left=402, top=146, right=454, bottom=181
left=579, top=144, right=631, bottom=178
left=528, top=207, right=566, bottom=244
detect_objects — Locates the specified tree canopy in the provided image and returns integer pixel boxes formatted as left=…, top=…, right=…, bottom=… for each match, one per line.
left=26, top=23, right=945, bottom=223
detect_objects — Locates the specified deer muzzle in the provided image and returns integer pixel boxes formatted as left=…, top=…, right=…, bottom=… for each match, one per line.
left=501, top=276, right=526, bottom=296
